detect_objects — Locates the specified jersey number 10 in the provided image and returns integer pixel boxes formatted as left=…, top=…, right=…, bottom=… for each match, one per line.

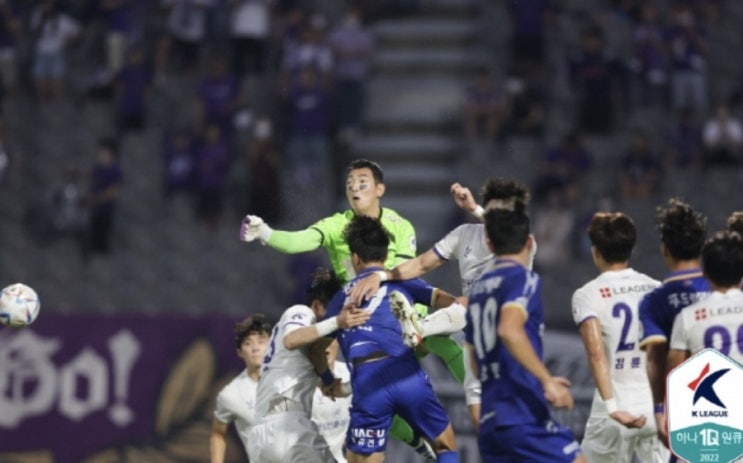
left=470, top=297, right=501, bottom=382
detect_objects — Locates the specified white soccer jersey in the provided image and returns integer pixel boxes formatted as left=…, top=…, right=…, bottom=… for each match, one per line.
left=434, top=224, right=492, bottom=295
left=255, top=304, right=321, bottom=419
left=312, top=360, right=351, bottom=463
left=572, top=268, right=660, bottom=416
left=213, top=370, right=258, bottom=455
left=670, top=288, right=743, bottom=363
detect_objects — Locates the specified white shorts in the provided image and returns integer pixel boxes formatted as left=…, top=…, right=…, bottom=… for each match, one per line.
left=248, top=411, right=336, bottom=463
left=581, top=416, right=669, bottom=463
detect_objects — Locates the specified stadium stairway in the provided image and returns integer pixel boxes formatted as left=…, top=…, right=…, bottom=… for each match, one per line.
left=351, top=0, right=485, bottom=254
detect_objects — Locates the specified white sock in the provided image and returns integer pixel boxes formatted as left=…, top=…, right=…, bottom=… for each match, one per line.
left=420, top=303, right=467, bottom=338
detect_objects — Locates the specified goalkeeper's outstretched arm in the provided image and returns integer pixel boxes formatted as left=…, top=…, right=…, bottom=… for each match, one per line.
left=239, top=215, right=322, bottom=254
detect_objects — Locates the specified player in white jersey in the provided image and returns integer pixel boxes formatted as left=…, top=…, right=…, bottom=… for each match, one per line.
left=210, top=315, right=272, bottom=463
left=572, top=212, right=669, bottom=463
left=348, top=178, right=534, bottom=430
left=669, top=231, right=743, bottom=369
left=312, top=341, right=352, bottom=463
left=248, top=268, right=368, bottom=463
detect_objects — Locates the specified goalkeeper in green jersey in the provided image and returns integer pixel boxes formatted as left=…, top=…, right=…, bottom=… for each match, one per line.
left=240, top=159, right=464, bottom=461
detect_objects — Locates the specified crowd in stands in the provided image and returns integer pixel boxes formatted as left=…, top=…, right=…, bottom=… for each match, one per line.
left=1, top=0, right=741, bottom=284
left=0, top=0, right=381, bottom=259
left=463, top=0, right=742, bottom=271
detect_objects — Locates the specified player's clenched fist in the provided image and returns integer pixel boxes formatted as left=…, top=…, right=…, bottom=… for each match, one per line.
left=239, top=215, right=271, bottom=243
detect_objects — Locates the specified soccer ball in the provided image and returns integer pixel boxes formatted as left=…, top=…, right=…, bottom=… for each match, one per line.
left=0, top=283, right=41, bottom=328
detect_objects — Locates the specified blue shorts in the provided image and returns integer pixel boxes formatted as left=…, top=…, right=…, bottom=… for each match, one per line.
left=479, top=419, right=581, bottom=463
left=346, top=352, right=450, bottom=455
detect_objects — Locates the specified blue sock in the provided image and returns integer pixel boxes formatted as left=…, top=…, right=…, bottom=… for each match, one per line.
left=437, top=450, right=458, bottom=463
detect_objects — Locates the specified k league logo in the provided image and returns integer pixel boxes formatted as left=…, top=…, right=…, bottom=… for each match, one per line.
left=667, top=348, right=743, bottom=463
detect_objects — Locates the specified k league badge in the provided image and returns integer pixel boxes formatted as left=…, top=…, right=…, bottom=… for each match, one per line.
left=667, top=348, right=743, bottom=463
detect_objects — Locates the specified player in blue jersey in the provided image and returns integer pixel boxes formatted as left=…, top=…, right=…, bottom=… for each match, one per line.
left=638, top=198, right=709, bottom=450
left=320, top=215, right=460, bottom=463
left=465, top=204, right=584, bottom=463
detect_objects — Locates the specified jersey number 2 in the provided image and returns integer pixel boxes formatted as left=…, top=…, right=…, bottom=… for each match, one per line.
left=612, top=302, right=636, bottom=352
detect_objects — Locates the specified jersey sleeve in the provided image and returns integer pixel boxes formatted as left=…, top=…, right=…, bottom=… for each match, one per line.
left=571, top=287, right=596, bottom=326
left=392, top=217, right=417, bottom=263
left=502, top=271, right=531, bottom=315
left=398, top=278, right=436, bottom=307
left=309, top=213, right=346, bottom=250
left=282, top=305, right=317, bottom=335
left=323, top=290, right=346, bottom=321
left=266, top=228, right=323, bottom=254
left=433, top=225, right=465, bottom=261
left=639, top=290, right=667, bottom=348
left=669, top=309, right=690, bottom=351
left=213, top=386, right=236, bottom=424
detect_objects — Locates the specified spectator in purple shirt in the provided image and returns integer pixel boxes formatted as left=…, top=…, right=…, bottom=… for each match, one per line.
left=666, top=2, right=708, bottom=112
left=115, top=47, right=152, bottom=132
left=87, top=137, right=123, bottom=255
left=533, top=130, right=593, bottom=203
left=507, top=0, right=551, bottom=74
left=569, top=25, right=621, bottom=134
left=627, top=4, right=668, bottom=109
left=619, top=131, right=663, bottom=200
left=162, top=128, right=195, bottom=199
left=198, top=54, right=240, bottom=137
left=193, top=124, right=231, bottom=228
left=327, top=5, right=374, bottom=139
left=280, top=16, right=333, bottom=91
left=464, top=67, right=507, bottom=143
left=664, top=107, right=702, bottom=170
left=285, top=65, right=329, bottom=188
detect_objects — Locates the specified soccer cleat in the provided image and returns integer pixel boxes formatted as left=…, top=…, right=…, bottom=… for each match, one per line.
left=412, top=437, right=437, bottom=463
left=389, top=291, right=423, bottom=348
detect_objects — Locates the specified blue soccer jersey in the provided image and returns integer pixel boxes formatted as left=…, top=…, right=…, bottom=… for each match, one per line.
left=465, top=258, right=550, bottom=426
left=325, top=266, right=437, bottom=362
left=639, top=269, right=710, bottom=348
left=465, top=258, right=581, bottom=463
left=323, top=266, right=451, bottom=455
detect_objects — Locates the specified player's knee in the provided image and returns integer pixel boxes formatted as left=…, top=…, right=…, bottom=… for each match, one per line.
left=432, top=423, right=457, bottom=452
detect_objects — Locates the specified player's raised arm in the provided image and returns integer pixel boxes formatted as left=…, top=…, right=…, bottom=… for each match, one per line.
left=239, top=214, right=323, bottom=253
left=348, top=249, right=446, bottom=305
left=451, top=182, right=481, bottom=217
left=283, top=303, right=370, bottom=350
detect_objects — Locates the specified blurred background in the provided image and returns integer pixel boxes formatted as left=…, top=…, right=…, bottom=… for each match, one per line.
left=0, top=0, right=742, bottom=461
left=1, top=0, right=742, bottom=325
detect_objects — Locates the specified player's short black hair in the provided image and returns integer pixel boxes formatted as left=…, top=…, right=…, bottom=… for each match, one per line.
left=480, top=178, right=530, bottom=209
left=484, top=202, right=530, bottom=255
left=304, top=267, right=342, bottom=307
left=234, top=314, right=272, bottom=349
left=587, top=212, right=637, bottom=264
left=344, top=215, right=391, bottom=263
left=701, top=231, right=743, bottom=287
left=347, top=159, right=384, bottom=184
left=656, top=198, right=707, bottom=261
left=726, top=211, right=743, bottom=236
